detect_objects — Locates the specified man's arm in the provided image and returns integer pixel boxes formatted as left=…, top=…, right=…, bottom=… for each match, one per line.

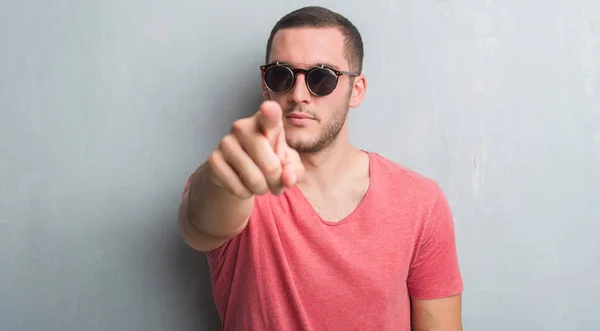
left=411, top=294, right=463, bottom=331
left=177, top=101, right=304, bottom=253
left=178, top=163, right=254, bottom=252
left=407, top=184, right=464, bottom=330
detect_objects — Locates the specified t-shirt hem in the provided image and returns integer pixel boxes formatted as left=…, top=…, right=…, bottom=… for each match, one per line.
left=409, top=285, right=464, bottom=301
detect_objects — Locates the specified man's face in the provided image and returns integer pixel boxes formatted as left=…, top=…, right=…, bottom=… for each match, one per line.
left=264, top=27, right=365, bottom=154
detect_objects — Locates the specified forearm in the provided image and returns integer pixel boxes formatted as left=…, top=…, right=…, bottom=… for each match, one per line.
left=411, top=316, right=463, bottom=331
left=186, top=163, right=254, bottom=238
left=411, top=295, right=463, bottom=331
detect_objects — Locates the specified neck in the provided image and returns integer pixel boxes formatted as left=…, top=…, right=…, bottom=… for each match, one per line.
left=297, top=135, right=362, bottom=192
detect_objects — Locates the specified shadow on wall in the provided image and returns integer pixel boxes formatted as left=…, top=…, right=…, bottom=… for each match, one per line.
left=157, top=55, right=267, bottom=331
left=145, top=49, right=266, bottom=330
left=166, top=233, right=222, bottom=331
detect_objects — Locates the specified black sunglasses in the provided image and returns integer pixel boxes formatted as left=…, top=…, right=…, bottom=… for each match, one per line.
left=260, top=62, right=359, bottom=97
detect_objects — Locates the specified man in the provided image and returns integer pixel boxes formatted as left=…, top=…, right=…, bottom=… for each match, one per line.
left=178, top=6, right=464, bottom=331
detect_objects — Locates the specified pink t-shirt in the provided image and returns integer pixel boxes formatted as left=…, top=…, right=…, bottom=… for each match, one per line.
left=183, top=151, right=463, bottom=330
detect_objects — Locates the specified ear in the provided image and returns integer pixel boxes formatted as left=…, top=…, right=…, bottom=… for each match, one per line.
left=261, top=70, right=270, bottom=100
left=348, top=74, right=367, bottom=108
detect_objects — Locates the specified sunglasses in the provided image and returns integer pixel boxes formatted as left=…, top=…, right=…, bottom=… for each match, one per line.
left=260, top=62, right=359, bottom=97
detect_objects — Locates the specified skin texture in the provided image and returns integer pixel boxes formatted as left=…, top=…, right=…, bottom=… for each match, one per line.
left=179, top=101, right=304, bottom=252
left=411, top=294, right=463, bottom=331
left=179, top=25, right=463, bottom=330
left=263, top=27, right=362, bottom=155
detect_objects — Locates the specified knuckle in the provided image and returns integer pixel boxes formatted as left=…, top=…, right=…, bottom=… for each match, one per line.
left=245, top=176, right=268, bottom=194
left=206, top=153, right=225, bottom=187
left=231, top=119, right=247, bottom=136
left=245, top=175, right=263, bottom=189
left=262, top=163, right=281, bottom=177
left=207, top=150, right=220, bottom=169
left=219, top=134, right=235, bottom=151
left=231, top=185, right=252, bottom=199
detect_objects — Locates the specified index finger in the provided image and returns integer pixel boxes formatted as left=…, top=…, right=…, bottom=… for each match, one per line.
left=256, top=101, right=283, bottom=138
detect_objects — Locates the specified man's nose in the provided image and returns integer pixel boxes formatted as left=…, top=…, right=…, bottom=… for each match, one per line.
left=289, top=73, right=311, bottom=104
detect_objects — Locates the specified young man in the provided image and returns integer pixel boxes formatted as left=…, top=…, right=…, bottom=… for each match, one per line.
left=179, top=6, right=464, bottom=331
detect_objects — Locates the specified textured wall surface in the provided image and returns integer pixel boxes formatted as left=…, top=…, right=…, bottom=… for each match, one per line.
left=1, top=0, right=598, bottom=330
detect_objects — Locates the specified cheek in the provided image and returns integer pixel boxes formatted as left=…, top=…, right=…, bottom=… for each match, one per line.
left=320, top=97, right=349, bottom=122
left=323, top=92, right=349, bottom=110
left=267, top=93, right=287, bottom=106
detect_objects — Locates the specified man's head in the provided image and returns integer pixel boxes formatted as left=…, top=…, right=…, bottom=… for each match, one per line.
left=261, top=6, right=367, bottom=154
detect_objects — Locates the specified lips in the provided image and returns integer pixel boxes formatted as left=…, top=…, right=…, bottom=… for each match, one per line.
left=286, top=112, right=313, bottom=120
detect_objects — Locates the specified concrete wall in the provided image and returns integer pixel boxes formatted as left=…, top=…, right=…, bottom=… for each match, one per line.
left=1, top=0, right=598, bottom=330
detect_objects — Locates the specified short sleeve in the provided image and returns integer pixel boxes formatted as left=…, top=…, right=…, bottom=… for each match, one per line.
left=407, top=186, right=464, bottom=300
left=182, top=174, right=193, bottom=197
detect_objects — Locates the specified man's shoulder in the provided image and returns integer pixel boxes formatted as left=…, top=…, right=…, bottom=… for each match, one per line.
left=367, top=150, right=442, bottom=199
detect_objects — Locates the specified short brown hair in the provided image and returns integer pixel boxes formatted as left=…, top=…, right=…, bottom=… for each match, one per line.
left=265, top=6, right=364, bottom=73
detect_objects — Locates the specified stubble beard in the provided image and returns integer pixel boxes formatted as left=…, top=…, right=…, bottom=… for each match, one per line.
left=285, top=97, right=351, bottom=154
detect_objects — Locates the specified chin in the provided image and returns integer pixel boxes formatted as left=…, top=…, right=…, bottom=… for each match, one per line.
left=284, top=126, right=311, bottom=138
left=285, top=135, right=316, bottom=151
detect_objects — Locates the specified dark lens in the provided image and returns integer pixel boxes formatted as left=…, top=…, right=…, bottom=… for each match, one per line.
left=264, top=65, right=294, bottom=93
left=306, top=68, right=338, bottom=96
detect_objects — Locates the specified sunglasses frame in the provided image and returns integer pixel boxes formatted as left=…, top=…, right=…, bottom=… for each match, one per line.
left=260, top=62, right=359, bottom=96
